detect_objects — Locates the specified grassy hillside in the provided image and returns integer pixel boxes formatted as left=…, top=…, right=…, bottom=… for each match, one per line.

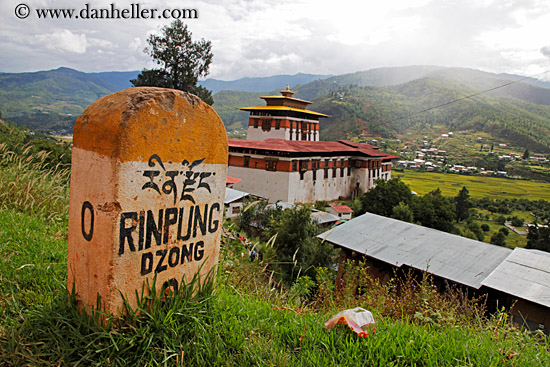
left=0, top=118, right=71, bottom=168
left=213, top=90, right=265, bottom=131
left=313, top=80, right=550, bottom=151
left=1, top=207, right=549, bottom=365
left=0, top=67, right=120, bottom=133
left=0, top=133, right=549, bottom=365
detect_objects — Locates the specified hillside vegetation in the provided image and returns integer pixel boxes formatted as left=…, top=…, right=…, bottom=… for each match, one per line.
left=199, top=72, right=331, bottom=94
left=211, top=67, right=550, bottom=151
left=0, top=68, right=325, bottom=134
left=314, top=80, right=550, bottom=151
left=0, top=67, right=133, bottom=133
left=0, top=130, right=550, bottom=365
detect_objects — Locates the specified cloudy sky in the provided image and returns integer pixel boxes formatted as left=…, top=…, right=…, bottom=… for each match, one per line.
left=1, top=0, right=550, bottom=81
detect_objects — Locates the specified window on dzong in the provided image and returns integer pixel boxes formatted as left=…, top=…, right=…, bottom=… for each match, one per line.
left=262, top=119, right=272, bottom=131
left=266, top=160, right=278, bottom=171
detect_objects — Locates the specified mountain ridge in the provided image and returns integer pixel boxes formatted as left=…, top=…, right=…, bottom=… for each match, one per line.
left=1, top=66, right=549, bottom=152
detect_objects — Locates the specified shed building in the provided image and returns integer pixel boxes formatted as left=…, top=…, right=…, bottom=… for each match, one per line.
left=318, top=212, right=550, bottom=333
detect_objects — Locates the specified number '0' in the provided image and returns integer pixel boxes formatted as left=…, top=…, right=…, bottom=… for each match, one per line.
left=81, top=201, right=94, bottom=241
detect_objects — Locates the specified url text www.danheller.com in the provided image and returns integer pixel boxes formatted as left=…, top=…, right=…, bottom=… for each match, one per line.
left=14, top=3, right=198, bottom=20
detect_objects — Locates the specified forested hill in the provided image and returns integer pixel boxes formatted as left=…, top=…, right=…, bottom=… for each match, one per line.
left=0, top=67, right=139, bottom=134
left=198, top=73, right=331, bottom=94
left=0, top=67, right=328, bottom=133
left=1, top=65, right=549, bottom=149
left=287, top=66, right=550, bottom=101
left=314, top=79, right=550, bottom=151
left=213, top=67, right=550, bottom=151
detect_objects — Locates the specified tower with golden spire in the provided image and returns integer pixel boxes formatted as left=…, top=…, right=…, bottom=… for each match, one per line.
left=240, top=85, right=328, bottom=142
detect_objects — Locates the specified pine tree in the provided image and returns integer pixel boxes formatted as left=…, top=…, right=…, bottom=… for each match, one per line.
left=131, top=20, right=214, bottom=105
left=455, top=186, right=471, bottom=222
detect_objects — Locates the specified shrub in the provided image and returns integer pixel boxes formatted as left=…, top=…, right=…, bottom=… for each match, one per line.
left=491, top=232, right=507, bottom=246
left=510, top=216, right=524, bottom=227
left=495, top=215, right=506, bottom=225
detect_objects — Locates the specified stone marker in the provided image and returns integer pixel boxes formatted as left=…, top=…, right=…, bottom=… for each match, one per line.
left=68, top=87, right=228, bottom=315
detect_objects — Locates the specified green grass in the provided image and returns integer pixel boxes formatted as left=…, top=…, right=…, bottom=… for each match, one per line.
left=394, top=170, right=550, bottom=201
left=1, top=146, right=550, bottom=366
left=1, top=209, right=550, bottom=366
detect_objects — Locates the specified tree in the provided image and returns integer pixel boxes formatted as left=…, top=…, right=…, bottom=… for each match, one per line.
left=391, top=201, right=414, bottom=223
left=131, top=20, right=214, bottom=105
left=455, top=186, right=471, bottom=222
left=510, top=216, right=524, bottom=227
left=527, top=225, right=550, bottom=253
left=522, top=149, right=530, bottom=160
left=267, top=206, right=336, bottom=283
left=466, top=221, right=484, bottom=241
left=495, top=215, right=506, bottom=225
left=412, top=188, right=456, bottom=233
left=358, top=178, right=413, bottom=217
left=490, top=231, right=507, bottom=246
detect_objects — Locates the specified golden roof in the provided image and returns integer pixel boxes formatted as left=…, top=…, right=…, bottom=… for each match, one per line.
left=239, top=105, right=329, bottom=117
left=278, top=84, right=296, bottom=97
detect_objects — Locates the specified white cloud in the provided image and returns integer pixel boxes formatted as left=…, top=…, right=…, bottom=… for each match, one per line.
left=129, top=38, right=142, bottom=51
left=35, top=29, right=88, bottom=54
left=88, top=38, right=116, bottom=49
left=1, top=0, right=549, bottom=79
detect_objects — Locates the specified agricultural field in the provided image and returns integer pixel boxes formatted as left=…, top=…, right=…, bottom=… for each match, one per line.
left=393, top=170, right=550, bottom=201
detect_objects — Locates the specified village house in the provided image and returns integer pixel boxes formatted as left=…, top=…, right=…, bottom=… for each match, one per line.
left=224, top=187, right=250, bottom=218
left=326, top=204, right=354, bottom=220
left=227, top=87, right=397, bottom=203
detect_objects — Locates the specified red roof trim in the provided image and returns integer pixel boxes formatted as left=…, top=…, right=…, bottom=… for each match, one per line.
left=228, top=138, right=397, bottom=159
left=226, top=176, right=242, bottom=184
left=330, top=205, right=354, bottom=213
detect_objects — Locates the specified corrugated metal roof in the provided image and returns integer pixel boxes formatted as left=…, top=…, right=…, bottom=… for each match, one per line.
left=224, top=188, right=249, bottom=204
left=317, top=212, right=512, bottom=289
left=311, top=210, right=341, bottom=225
left=482, top=248, right=550, bottom=308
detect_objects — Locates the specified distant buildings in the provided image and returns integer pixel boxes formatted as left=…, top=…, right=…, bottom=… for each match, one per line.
left=326, top=204, right=354, bottom=220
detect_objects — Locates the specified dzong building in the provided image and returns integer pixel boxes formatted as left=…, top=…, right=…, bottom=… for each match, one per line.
left=227, top=86, right=397, bottom=203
